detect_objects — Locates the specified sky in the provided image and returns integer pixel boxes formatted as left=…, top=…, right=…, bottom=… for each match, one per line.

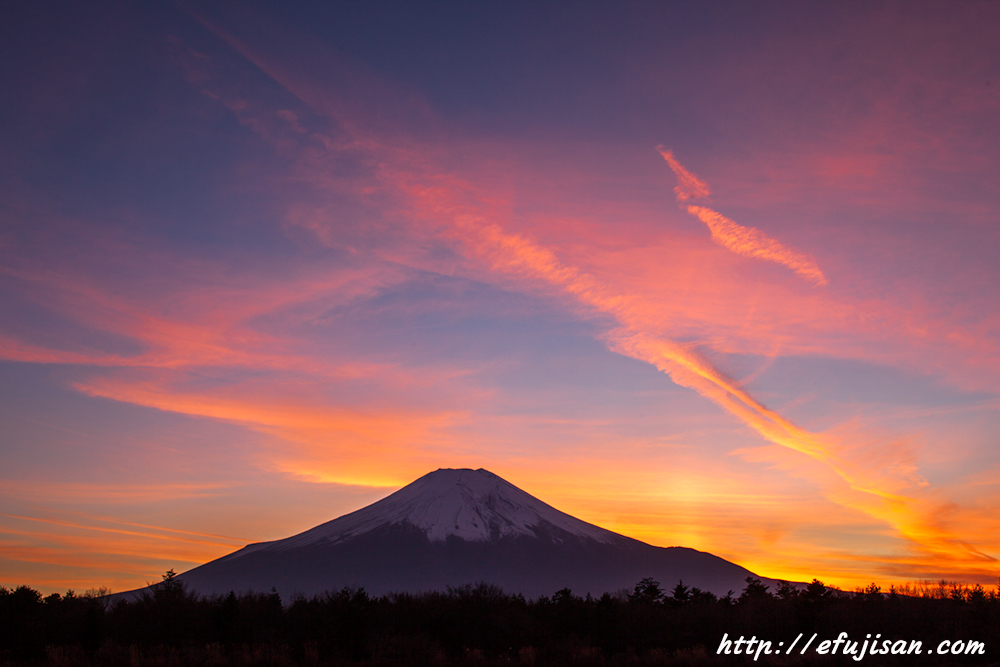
left=1, top=1, right=999, bottom=595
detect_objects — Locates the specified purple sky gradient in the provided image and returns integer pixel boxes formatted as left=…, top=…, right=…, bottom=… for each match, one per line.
left=2, top=1, right=999, bottom=593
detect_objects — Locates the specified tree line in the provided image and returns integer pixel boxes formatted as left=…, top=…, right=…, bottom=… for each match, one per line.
left=1, top=573, right=997, bottom=666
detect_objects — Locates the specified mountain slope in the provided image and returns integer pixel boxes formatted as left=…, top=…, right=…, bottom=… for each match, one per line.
left=252, top=468, right=628, bottom=550
left=168, top=468, right=779, bottom=599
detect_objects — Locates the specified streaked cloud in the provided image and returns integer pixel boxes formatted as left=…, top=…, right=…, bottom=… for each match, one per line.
left=657, top=149, right=829, bottom=286
left=1, top=2, right=998, bottom=595
left=656, top=147, right=712, bottom=202
left=386, top=154, right=988, bottom=572
left=685, top=206, right=829, bottom=286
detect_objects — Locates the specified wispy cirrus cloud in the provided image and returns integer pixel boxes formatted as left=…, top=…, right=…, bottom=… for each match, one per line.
left=656, top=147, right=712, bottom=202
left=4, top=2, right=999, bottom=595
left=686, top=205, right=829, bottom=286
left=657, top=147, right=828, bottom=286
left=72, top=21, right=994, bottom=578
left=383, top=156, right=988, bottom=570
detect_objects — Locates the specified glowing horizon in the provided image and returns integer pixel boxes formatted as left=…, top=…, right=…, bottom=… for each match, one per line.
left=2, top=2, right=999, bottom=595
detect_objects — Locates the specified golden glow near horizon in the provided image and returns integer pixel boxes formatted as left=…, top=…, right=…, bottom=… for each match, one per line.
left=2, top=4, right=999, bottom=595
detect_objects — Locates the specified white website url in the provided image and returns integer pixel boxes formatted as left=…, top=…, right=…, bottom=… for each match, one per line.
left=717, top=632, right=986, bottom=661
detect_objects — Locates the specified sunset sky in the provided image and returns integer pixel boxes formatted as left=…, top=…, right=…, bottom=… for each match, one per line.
left=2, top=2, right=999, bottom=595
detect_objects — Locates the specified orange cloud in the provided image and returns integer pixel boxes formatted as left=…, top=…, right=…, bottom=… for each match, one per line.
left=657, top=146, right=712, bottom=202
left=0, top=513, right=241, bottom=592
left=73, top=373, right=468, bottom=488
left=5, top=17, right=996, bottom=594
left=686, top=205, right=829, bottom=286
left=0, top=513, right=245, bottom=550
left=377, top=150, right=992, bottom=574
left=655, top=149, right=829, bottom=286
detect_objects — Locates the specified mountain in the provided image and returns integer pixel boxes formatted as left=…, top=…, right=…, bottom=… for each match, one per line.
left=164, top=468, right=780, bottom=599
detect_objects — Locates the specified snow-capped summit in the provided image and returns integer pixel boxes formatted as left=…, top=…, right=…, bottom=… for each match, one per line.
left=263, top=468, right=625, bottom=551
left=150, top=467, right=784, bottom=599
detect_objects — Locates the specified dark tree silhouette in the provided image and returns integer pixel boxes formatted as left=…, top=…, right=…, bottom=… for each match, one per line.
left=628, top=577, right=664, bottom=604
left=0, top=575, right=996, bottom=666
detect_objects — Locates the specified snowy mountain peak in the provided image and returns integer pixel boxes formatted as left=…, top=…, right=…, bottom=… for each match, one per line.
left=162, top=467, right=776, bottom=600
left=258, top=468, right=628, bottom=551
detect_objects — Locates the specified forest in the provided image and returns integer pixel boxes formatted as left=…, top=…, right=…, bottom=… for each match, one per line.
left=1, top=574, right=997, bottom=666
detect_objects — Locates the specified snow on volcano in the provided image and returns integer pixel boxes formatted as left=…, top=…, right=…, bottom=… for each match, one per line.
left=124, top=467, right=783, bottom=599
left=266, top=468, right=626, bottom=551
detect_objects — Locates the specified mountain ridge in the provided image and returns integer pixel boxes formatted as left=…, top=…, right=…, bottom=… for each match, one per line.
left=133, top=468, right=787, bottom=600
left=235, top=468, right=630, bottom=556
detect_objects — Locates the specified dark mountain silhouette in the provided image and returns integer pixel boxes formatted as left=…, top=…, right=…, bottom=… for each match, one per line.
left=139, top=468, right=785, bottom=599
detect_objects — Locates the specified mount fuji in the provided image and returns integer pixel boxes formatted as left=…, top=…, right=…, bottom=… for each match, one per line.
left=165, top=468, right=779, bottom=599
